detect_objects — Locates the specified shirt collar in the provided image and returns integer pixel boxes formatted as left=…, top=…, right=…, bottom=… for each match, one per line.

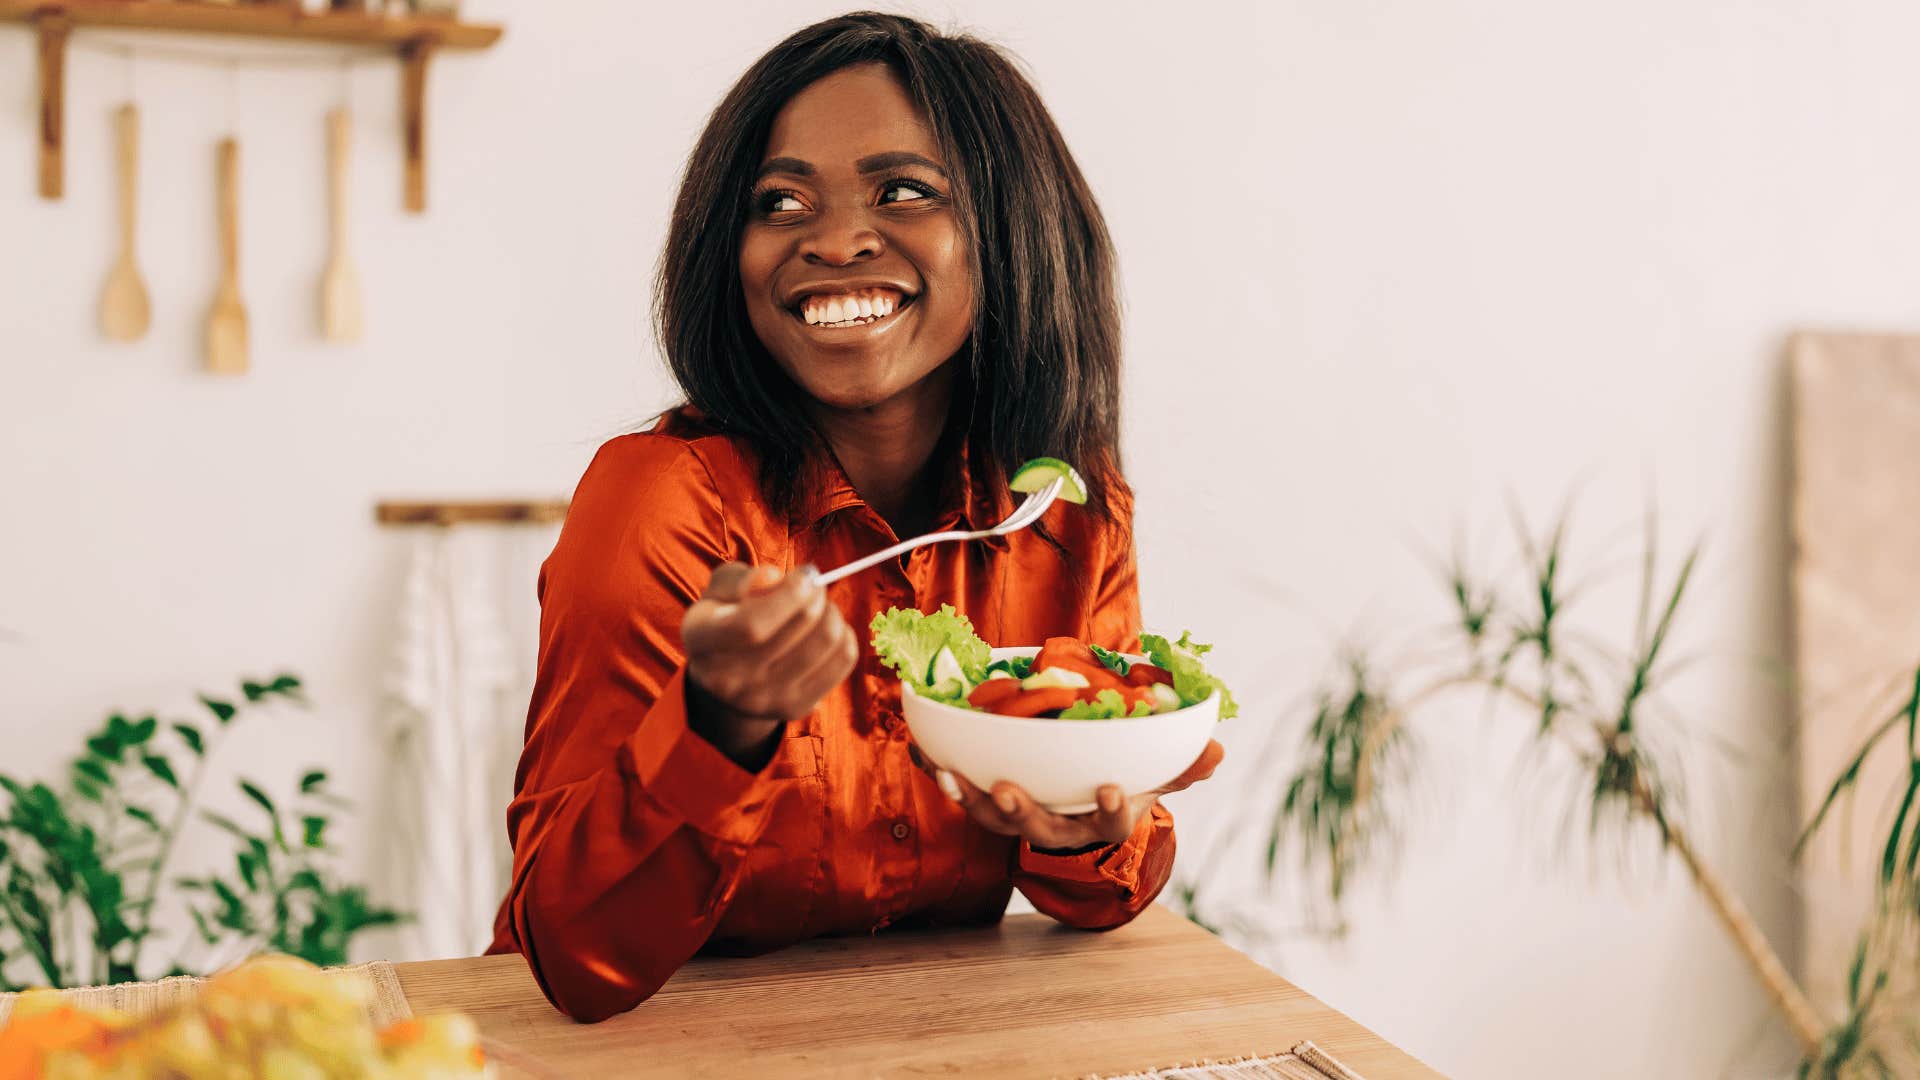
left=795, top=437, right=1013, bottom=552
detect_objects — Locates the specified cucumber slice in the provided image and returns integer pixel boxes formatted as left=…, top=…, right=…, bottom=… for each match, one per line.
left=928, top=646, right=969, bottom=693
left=1021, top=667, right=1090, bottom=691
left=1010, top=457, right=1089, bottom=505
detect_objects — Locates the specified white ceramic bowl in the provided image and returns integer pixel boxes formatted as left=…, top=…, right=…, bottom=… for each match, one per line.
left=900, top=647, right=1219, bottom=814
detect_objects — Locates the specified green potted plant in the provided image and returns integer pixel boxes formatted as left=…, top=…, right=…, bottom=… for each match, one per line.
left=0, top=674, right=404, bottom=991
left=1173, top=505, right=1917, bottom=1077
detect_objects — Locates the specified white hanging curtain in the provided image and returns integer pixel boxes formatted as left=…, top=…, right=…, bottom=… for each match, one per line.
left=380, top=525, right=529, bottom=961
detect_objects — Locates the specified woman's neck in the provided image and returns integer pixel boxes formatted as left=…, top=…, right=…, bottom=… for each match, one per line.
left=810, top=364, right=956, bottom=537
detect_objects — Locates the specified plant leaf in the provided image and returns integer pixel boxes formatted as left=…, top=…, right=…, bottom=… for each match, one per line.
left=73, top=758, right=112, bottom=785
left=188, top=905, right=219, bottom=945
left=172, top=722, right=205, bottom=757
left=239, top=781, right=276, bottom=818
left=301, top=816, right=328, bottom=849
left=123, top=805, right=162, bottom=831
left=142, top=755, right=178, bottom=789
left=200, top=811, right=254, bottom=842
left=126, top=716, right=158, bottom=745
left=86, top=734, right=123, bottom=763
left=1797, top=707, right=1904, bottom=854
left=199, top=695, right=237, bottom=725
left=211, top=879, right=251, bottom=931
left=299, top=770, right=328, bottom=795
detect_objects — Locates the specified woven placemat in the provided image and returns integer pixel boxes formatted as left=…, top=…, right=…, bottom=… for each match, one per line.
left=0, top=961, right=414, bottom=1029
left=1090, top=1041, right=1367, bottom=1080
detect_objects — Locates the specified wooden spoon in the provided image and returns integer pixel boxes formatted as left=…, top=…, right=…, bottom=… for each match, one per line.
left=321, top=108, right=362, bottom=342
left=206, top=137, right=249, bottom=375
left=100, top=103, right=151, bottom=342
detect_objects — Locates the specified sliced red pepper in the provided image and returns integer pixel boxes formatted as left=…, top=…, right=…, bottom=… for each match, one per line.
left=992, top=687, right=1083, bottom=717
left=966, top=677, right=1025, bottom=710
left=1125, top=662, right=1174, bottom=688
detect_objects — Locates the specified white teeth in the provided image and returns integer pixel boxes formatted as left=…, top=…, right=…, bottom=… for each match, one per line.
left=799, top=289, right=906, bottom=327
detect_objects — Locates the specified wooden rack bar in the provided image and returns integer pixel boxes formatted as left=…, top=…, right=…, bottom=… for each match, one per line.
left=0, top=2, right=503, bottom=49
left=2, top=0, right=502, bottom=210
left=375, top=500, right=570, bottom=527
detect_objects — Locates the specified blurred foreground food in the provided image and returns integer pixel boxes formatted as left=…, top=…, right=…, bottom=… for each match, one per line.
left=0, top=954, right=489, bottom=1080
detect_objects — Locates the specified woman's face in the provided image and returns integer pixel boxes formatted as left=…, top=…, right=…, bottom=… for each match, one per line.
left=739, top=63, right=974, bottom=413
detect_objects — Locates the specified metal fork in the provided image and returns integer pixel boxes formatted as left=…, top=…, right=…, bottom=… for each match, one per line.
left=807, top=477, right=1064, bottom=588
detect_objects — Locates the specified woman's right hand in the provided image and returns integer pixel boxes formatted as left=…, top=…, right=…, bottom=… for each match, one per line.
left=680, top=563, right=857, bottom=768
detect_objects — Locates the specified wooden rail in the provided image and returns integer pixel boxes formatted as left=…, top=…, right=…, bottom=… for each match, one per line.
left=374, top=501, right=570, bottom=527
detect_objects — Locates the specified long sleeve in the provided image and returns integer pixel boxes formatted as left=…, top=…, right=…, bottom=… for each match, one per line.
left=1012, top=480, right=1178, bottom=928
left=491, top=436, right=776, bottom=1022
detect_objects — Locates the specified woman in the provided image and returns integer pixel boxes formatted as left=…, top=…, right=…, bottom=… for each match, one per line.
left=488, top=12, right=1223, bottom=1022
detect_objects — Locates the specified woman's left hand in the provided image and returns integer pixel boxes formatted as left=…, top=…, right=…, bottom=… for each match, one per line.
left=913, top=740, right=1225, bottom=852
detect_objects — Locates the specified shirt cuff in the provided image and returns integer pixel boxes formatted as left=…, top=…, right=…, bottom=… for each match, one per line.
left=1016, top=803, right=1166, bottom=891
left=624, top=666, right=781, bottom=849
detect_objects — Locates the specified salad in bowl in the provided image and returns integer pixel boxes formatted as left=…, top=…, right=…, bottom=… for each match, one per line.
left=870, top=606, right=1236, bottom=813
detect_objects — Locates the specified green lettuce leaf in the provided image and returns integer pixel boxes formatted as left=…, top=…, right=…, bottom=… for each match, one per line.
left=985, top=656, right=1034, bottom=680
left=1088, top=644, right=1132, bottom=676
left=1139, top=631, right=1238, bottom=719
left=1058, top=689, right=1154, bottom=720
left=870, top=605, right=991, bottom=689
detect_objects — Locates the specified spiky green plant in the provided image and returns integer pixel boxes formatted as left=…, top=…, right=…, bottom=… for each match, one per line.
left=1174, top=503, right=1918, bottom=1074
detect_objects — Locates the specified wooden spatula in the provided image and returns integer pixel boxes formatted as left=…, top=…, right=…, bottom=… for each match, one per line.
left=321, top=108, right=362, bottom=342
left=100, top=103, right=150, bottom=342
left=206, top=137, right=249, bottom=375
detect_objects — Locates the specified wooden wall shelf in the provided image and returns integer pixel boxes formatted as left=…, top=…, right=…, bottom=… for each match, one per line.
left=3, top=0, right=503, bottom=209
left=0, top=2, right=502, bottom=49
left=376, top=500, right=570, bottom=527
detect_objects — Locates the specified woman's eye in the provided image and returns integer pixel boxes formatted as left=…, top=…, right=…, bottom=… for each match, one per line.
left=757, top=190, right=806, bottom=214
left=880, top=181, right=933, bottom=204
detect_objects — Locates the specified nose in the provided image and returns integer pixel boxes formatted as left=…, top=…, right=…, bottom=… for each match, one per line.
left=799, top=205, right=882, bottom=266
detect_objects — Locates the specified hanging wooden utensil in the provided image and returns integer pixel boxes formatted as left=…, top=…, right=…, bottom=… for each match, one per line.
left=206, top=137, right=249, bottom=375
left=322, top=107, right=362, bottom=342
left=101, top=103, right=151, bottom=342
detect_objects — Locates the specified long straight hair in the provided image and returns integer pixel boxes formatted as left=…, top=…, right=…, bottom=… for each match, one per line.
left=656, top=12, right=1123, bottom=520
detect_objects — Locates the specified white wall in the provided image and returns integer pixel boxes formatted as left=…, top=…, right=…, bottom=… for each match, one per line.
left=6, top=2, right=1918, bottom=1076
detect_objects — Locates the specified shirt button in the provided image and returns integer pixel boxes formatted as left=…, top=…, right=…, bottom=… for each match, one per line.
left=891, top=821, right=912, bottom=841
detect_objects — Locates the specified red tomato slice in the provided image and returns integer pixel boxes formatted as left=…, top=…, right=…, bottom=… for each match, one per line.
left=1033, top=636, right=1097, bottom=672
left=1125, top=662, right=1173, bottom=687
left=1034, top=638, right=1129, bottom=689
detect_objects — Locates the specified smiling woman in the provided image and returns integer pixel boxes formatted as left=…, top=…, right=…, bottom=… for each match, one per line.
left=485, top=12, right=1222, bottom=1024
left=738, top=67, right=972, bottom=416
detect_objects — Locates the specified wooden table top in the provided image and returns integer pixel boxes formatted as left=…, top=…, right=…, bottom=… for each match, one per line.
left=395, top=905, right=1442, bottom=1079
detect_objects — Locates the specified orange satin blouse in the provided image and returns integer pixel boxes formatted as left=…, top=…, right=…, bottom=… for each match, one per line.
left=487, top=408, right=1177, bottom=1022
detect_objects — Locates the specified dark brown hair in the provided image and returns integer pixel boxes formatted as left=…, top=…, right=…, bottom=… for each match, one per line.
left=655, top=11, right=1123, bottom=519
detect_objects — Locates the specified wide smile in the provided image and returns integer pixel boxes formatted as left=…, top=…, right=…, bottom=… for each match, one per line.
left=787, top=286, right=917, bottom=335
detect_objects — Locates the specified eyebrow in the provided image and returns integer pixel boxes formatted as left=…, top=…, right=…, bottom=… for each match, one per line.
left=754, top=151, right=949, bottom=182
